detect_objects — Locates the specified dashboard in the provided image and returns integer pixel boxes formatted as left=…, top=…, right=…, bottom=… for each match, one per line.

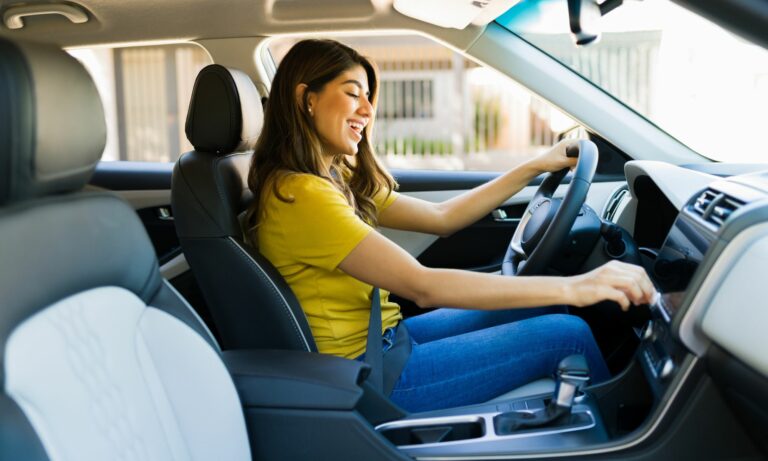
left=610, top=161, right=768, bottom=396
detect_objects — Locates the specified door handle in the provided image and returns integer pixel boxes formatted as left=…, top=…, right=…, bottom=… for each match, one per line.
left=3, top=4, right=89, bottom=30
left=491, top=209, right=520, bottom=223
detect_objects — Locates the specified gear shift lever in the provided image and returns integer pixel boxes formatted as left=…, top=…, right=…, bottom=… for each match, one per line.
left=551, top=354, right=590, bottom=413
left=494, top=355, right=591, bottom=433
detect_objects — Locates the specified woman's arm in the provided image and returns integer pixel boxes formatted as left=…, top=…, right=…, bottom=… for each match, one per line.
left=378, top=140, right=578, bottom=237
left=339, top=229, right=656, bottom=311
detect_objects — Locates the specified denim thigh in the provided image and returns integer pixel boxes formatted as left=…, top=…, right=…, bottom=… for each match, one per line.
left=403, top=305, right=568, bottom=344
left=390, top=314, right=610, bottom=413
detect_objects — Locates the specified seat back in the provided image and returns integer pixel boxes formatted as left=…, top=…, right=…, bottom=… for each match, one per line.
left=172, top=64, right=316, bottom=352
left=0, top=39, right=250, bottom=461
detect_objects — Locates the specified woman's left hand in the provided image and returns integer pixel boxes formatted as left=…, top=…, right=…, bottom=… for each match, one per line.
left=527, top=139, right=580, bottom=174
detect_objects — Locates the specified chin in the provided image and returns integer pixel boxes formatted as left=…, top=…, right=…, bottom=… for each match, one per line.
left=338, top=143, right=359, bottom=157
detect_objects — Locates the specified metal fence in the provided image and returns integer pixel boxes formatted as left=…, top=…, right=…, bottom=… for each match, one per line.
left=350, top=32, right=661, bottom=170
left=352, top=37, right=567, bottom=170
left=115, top=44, right=211, bottom=162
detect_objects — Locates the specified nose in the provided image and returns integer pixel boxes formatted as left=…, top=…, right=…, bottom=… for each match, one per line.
left=358, top=96, right=373, bottom=117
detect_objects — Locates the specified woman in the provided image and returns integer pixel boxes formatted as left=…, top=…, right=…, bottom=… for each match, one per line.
left=245, top=39, right=655, bottom=412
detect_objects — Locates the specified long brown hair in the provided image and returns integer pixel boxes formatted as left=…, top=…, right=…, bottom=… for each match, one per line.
left=244, top=39, right=395, bottom=243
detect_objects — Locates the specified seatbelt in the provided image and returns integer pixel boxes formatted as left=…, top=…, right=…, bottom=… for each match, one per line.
left=366, top=287, right=384, bottom=392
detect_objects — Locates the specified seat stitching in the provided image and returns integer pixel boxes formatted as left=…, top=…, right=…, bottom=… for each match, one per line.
left=224, top=237, right=312, bottom=351
left=212, top=153, right=247, bottom=230
left=212, top=156, right=234, bottom=222
left=134, top=313, right=191, bottom=460
left=176, top=153, right=226, bottom=235
left=161, top=279, right=220, bottom=352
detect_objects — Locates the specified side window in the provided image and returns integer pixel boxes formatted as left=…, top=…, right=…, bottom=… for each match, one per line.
left=69, top=43, right=213, bottom=162
left=268, top=35, right=576, bottom=172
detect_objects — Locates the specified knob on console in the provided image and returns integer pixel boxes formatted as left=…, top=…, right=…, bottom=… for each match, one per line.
left=660, top=358, right=675, bottom=380
left=642, top=320, right=654, bottom=341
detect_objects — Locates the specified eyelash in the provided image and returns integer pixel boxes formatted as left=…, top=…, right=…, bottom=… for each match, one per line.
left=347, top=92, right=360, bottom=99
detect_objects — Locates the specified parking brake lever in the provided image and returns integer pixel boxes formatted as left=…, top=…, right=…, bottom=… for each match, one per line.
left=494, top=355, right=590, bottom=433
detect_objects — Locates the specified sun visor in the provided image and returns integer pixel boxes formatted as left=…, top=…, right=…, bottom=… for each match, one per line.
left=393, top=0, right=522, bottom=29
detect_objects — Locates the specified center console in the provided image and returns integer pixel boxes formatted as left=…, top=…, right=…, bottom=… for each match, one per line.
left=375, top=355, right=609, bottom=457
left=376, top=393, right=607, bottom=457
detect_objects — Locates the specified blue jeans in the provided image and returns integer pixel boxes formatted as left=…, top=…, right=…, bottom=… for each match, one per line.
left=388, top=307, right=610, bottom=413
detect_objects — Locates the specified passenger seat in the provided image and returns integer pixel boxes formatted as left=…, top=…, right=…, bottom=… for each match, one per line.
left=0, top=38, right=252, bottom=461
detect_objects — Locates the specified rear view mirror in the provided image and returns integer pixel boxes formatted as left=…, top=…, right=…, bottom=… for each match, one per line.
left=567, top=0, right=602, bottom=45
left=567, top=0, right=625, bottom=46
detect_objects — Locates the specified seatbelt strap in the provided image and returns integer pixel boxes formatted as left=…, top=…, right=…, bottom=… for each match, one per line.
left=366, top=287, right=384, bottom=393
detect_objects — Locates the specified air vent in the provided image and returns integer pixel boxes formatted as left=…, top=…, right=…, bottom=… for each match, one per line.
left=689, top=189, right=743, bottom=229
left=603, top=186, right=629, bottom=222
left=691, top=189, right=718, bottom=216
left=708, top=196, right=743, bottom=226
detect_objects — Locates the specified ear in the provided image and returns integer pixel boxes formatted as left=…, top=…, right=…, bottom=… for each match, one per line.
left=295, top=83, right=314, bottom=112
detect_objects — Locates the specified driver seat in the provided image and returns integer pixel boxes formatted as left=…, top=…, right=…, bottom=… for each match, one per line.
left=172, top=64, right=555, bottom=400
left=172, top=64, right=315, bottom=353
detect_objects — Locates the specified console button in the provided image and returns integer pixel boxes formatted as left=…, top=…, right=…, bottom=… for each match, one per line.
left=642, top=320, right=654, bottom=341
left=660, top=358, right=675, bottom=379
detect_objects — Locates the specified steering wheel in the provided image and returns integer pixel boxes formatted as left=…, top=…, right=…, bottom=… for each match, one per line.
left=501, top=139, right=599, bottom=276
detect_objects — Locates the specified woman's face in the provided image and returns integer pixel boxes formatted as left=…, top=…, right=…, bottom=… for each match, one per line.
left=306, top=65, right=373, bottom=158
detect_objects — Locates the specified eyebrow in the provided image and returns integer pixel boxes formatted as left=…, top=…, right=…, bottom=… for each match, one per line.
left=342, top=79, right=370, bottom=97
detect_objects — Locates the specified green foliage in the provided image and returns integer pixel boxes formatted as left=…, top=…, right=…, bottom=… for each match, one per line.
left=378, top=137, right=453, bottom=156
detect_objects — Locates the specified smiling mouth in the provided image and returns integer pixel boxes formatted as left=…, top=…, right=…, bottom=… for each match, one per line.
left=348, top=120, right=364, bottom=132
left=348, top=121, right=364, bottom=141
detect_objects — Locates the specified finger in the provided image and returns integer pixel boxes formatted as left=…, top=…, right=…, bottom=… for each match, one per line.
left=602, top=287, right=631, bottom=311
left=607, top=263, right=655, bottom=300
left=622, top=264, right=656, bottom=303
left=639, top=275, right=656, bottom=304
left=611, top=275, right=644, bottom=305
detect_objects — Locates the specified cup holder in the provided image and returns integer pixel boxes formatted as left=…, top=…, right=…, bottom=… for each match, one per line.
left=379, top=418, right=485, bottom=446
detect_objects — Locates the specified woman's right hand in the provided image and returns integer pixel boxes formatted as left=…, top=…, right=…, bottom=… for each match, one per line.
left=566, top=260, right=657, bottom=311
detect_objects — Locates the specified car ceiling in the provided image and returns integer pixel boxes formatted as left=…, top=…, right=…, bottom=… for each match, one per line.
left=1, top=0, right=765, bottom=51
left=0, top=0, right=483, bottom=49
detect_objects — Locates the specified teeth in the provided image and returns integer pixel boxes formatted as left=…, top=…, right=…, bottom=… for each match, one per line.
left=349, top=121, right=363, bottom=132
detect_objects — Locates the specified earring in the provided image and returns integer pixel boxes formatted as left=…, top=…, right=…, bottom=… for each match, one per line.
left=308, top=107, right=313, bottom=116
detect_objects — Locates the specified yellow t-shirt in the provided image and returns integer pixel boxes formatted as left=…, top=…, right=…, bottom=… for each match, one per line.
left=257, top=173, right=402, bottom=359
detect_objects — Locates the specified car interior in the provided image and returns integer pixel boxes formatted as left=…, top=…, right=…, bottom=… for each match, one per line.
left=1, top=0, right=768, bottom=460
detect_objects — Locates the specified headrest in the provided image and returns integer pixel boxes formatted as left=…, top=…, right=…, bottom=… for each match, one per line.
left=0, top=38, right=106, bottom=205
left=185, top=64, right=263, bottom=155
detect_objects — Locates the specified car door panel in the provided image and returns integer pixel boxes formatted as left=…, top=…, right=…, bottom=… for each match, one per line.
left=91, top=162, right=184, bottom=277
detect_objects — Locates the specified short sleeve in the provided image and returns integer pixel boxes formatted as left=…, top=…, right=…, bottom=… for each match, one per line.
left=274, top=175, right=372, bottom=271
left=374, top=188, right=398, bottom=213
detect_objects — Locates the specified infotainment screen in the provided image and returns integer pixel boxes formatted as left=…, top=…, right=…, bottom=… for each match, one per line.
left=652, top=215, right=715, bottom=319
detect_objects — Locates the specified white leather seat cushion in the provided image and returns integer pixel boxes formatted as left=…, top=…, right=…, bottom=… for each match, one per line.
left=4, top=286, right=250, bottom=461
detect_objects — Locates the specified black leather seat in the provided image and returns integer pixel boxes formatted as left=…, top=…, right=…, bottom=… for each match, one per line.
left=0, top=39, right=252, bottom=460
left=172, top=64, right=316, bottom=352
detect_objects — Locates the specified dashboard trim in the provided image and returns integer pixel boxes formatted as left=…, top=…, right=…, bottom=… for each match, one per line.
left=677, top=222, right=768, bottom=357
left=702, top=234, right=768, bottom=377
left=625, top=161, right=718, bottom=211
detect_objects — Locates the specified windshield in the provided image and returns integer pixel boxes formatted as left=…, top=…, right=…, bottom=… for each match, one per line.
left=497, top=0, right=768, bottom=163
